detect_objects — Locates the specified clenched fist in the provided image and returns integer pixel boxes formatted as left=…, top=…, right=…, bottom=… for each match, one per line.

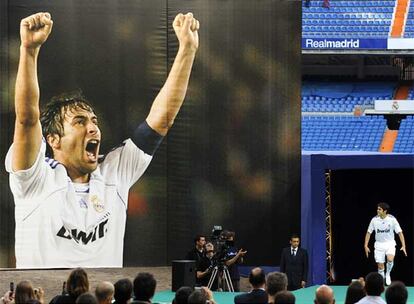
left=173, top=12, right=199, bottom=51
left=20, top=12, right=53, bottom=49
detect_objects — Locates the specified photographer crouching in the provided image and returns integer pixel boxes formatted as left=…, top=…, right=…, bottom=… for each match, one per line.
left=222, top=230, right=247, bottom=292
left=196, top=242, right=218, bottom=290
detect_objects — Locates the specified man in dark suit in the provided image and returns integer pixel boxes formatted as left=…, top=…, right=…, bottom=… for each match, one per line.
left=234, top=267, right=268, bottom=304
left=280, top=234, right=309, bottom=291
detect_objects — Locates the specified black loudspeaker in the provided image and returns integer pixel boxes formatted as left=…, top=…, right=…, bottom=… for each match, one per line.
left=172, top=260, right=196, bottom=291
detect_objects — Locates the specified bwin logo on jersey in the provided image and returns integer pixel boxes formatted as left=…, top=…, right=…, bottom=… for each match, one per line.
left=377, top=228, right=391, bottom=233
left=56, top=219, right=109, bottom=245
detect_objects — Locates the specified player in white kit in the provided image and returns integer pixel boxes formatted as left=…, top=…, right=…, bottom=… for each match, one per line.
left=364, top=203, right=407, bottom=286
left=6, top=11, right=199, bottom=268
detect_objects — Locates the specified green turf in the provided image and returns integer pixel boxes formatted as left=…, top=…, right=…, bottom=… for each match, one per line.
left=153, top=285, right=414, bottom=304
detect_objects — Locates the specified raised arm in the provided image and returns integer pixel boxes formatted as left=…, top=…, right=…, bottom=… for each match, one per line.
left=225, top=248, right=247, bottom=267
left=146, top=12, right=199, bottom=136
left=12, top=12, right=53, bottom=171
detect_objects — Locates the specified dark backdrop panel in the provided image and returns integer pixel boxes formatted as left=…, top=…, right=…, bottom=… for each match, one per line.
left=331, top=169, right=414, bottom=285
left=166, top=0, right=301, bottom=266
left=0, top=0, right=301, bottom=268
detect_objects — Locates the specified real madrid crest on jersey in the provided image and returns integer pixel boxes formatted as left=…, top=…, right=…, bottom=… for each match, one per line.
left=91, top=195, right=105, bottom=213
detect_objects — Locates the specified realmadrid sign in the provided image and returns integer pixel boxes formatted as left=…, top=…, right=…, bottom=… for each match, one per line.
left=305, top=38, right=360, bottom=49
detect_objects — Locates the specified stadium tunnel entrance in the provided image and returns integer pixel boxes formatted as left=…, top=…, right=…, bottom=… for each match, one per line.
left=330, top=169, right=413, bottom=285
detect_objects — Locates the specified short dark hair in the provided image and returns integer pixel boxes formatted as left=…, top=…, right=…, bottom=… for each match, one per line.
left=114, top=279, right=132, bottom=304
left=194, top=235, right=205, bottom=244
left=290, top=234, right=300, bottom=240
left=172, top=286, right=193, bottom=304
left=249, top=268, right=266, bottom=288
left=266, top=272, right=288, bottom=296
left=344, top=281, right=365, bottom=304
left=274, top=290, right=296, bottom=304
left=385, top=281, right=408, bottom=304
left=67, top=268, right=89, bottom=299
left=76, top=292, right=98, bottom=304
left=133, top=272, right=156, bottom=301
left=377, top=202, right=390, bottom=213
left=40, top=91, right=95, bottom=157
left=365, top=272, right=384, bottom=296
left=220, top=230, right=235, bottom=240
left=187, top=290, right=207, bottom=304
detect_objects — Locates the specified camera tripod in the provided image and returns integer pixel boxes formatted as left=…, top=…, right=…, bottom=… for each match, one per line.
left=207, top=264, right=234, bottom=292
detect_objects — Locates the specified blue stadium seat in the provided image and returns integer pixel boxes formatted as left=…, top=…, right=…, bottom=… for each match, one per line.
left=302, top=115, right=386, bottom=152
left=302, top=2, right=394, bottom=40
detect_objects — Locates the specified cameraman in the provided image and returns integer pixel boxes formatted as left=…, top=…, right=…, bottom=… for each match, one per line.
left=196, top=243, right=218, bottom=290
left=185, top=235, right=206, bottom=264
left=222, top=231, right=247, bottom=292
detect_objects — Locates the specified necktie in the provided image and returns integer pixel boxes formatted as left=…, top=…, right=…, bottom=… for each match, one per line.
left=292, top=249, right=296, bottom=256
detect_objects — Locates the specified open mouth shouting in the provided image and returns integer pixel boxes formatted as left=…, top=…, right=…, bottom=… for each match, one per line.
left=85, top=139, right=100, bottom=162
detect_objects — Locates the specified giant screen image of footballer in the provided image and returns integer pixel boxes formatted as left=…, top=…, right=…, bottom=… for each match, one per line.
left=5, top=12, right=199, bottom=268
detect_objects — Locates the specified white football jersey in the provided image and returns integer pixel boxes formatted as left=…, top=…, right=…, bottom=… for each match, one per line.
left=6, top=138, right=152, bottom=268
left=367, top=214, right=402, bottom=243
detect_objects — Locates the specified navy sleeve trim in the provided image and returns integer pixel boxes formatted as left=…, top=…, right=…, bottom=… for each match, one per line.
left=132, top=121, right=164, bottom=155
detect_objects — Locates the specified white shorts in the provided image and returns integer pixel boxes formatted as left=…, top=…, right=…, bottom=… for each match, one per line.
left=374, top=240, right=396, bottom=263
